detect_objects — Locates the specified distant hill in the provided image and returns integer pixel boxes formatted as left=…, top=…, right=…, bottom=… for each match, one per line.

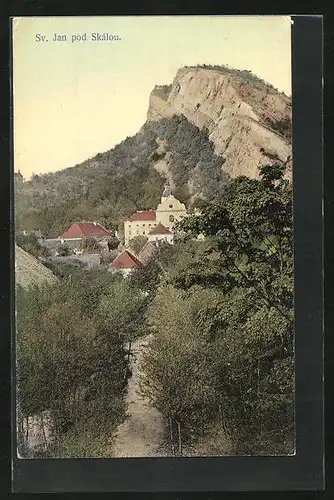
left=15, top=245, right=58, bottom=290
left=15, top=65, right=292, bottom=238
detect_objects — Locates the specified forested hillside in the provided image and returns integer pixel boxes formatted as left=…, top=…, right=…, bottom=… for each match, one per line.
left=15, top=115, right=228, bottom=237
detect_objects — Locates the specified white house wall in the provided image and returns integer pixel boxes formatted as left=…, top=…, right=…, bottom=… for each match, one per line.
left=124, top=220, right=157, bottom=245
left=147, top=233, right=174, bottom=245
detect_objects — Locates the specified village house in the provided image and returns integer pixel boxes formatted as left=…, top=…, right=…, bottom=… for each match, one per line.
left=147, top=222, right=174, bottom=245
left=124, top=186, right=187, bottom=245
left=58, top=221, right=114, bottom=253
left=124, top=210, right=157, bottom=246
left=108, top=250, right=143, bottom=277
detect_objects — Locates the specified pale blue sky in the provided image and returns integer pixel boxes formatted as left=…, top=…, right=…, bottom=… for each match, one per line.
left=13, top=16, right=291, bottom=178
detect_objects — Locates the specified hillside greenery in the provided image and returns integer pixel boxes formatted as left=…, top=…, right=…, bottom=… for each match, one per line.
left=15, top=115, right=228, bottom=238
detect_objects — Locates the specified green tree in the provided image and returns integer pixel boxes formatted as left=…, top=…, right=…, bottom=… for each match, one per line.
left=107, top=236, right=120, bottom=251
left=16, top=233, right=50, bottom=258
left=16, top=271, right=128, bottom=458
left=57, top=244, right=72, bottom=256
left=128, top=259, right=162, bottom=300
left=128, top=235, right=148, bottom=255
left=141, top=164, right=294, bottom=455
left=140, top=285, right=226, bottom=452
left=97, top=279, right=148, bottom=374
left=82, top=237, right=102, bottom=253
left=177, top=163, right=293, bottom=328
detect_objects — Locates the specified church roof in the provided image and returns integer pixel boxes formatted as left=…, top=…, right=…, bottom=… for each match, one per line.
left=148, top=223, right=172, bottom=235
left=109, top=250, right=143, bottom=270
left=128, top=210, right=156, bottom=222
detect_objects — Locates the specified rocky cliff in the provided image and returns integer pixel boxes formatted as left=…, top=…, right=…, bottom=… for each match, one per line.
left=147, top=66, right=292, bottom=179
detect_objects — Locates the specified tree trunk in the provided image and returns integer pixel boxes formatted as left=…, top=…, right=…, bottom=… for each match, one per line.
left=124, top=341, right=132, bottom=381
left=127, top=341, right=132, bottom=367
left=177, top=421, right=182, bottom=456
left=278, top=233, right=284, bottom=275
left=40, top=413, right=48, bottom=448
left=25, top=416, right=29, bottom=442
left=219, top=404, right=228, bottom=434
left=169, top=416, right=175, bottom=456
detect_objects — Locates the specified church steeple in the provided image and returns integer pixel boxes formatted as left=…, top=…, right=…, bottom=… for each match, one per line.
left=161, top=185, right=172, bottom=200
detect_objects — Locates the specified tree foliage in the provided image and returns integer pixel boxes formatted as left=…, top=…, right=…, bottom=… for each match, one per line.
left=57, top=244, right=72, bottom=256
left=128, top=235, right=148, bottom=255
left=16, top=233, right=50, bottom=258
left=140, top=164, right=295, bottom=455
left=82, top=237, right=102, bottom=253
left=16, top=269, right=146, bottom=457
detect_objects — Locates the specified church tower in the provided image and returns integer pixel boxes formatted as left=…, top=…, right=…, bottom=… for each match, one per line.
left=161, top=185, right=172, bottom=203
left=156, top=186, right=187, bottom=230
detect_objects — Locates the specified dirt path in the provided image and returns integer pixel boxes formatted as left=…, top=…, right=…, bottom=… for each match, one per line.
left=112, top=335, right=169, bottom=457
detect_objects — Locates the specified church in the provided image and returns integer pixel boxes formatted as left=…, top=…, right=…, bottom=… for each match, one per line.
left=124, top=186, right=187, bottom=245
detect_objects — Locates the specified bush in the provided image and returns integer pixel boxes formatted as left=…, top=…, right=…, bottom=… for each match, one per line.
left=82, top=237, right=102, bottom=253
left=128, top=235, right=148, bottom=255
left=107, top=236, right=120, bottom=251
left=57, top=244, right=72, bottom=256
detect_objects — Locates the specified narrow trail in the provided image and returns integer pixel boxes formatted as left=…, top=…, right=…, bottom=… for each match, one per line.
left=112, top=335, right=170, bottom=457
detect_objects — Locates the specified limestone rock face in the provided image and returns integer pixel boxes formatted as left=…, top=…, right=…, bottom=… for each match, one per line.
left=147, top=67, right=292, bottom=180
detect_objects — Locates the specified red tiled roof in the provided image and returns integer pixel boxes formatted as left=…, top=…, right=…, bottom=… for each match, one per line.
left=148, top=223, right=172, bottom=235
left=128, top=210, right=156, bottom=222
left=109, top=250, right=143, bottom=270
left=60, top=222, right=113, bottom=239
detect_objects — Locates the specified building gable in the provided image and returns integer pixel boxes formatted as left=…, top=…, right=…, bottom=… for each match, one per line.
left=148, top=223, right=172, bottom=235
left=109, top=250, right=143, bottom=271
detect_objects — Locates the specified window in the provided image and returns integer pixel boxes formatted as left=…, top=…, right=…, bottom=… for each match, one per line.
left=143, top=224, right=145, bottom=227
left=136, top=224, right=139, bottom=227
left=148, top=224, right=151, bottom=227
left=143, top=231, right=145, bottom=235
left=128, top=225, right=131, bottom=228
left=136, top=230, right=139, bottom=235
left=169, top=215, right=175, bottom=223
left=169, top=204, right=173, bottom=209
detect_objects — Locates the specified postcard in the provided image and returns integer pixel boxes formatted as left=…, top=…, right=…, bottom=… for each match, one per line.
left=13, top=15, right=295, bottom=460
